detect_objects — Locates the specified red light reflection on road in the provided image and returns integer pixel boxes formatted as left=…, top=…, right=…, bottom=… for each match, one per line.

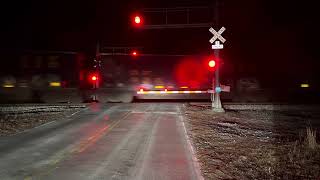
left=89, top=103, right=101, bottom=113
left=77, top=125, right=109, bottom=153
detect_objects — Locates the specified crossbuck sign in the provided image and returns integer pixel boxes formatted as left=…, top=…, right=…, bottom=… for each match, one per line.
left=209, top=27, right=226, bottom=49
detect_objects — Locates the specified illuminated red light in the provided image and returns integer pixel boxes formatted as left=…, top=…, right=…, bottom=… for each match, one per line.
left=134, top=16, right=141, bottom=24
left=91, top=75, right=97, bottom=81
left=139, top=88, right=144, bottom=92
left=132, top=51, right=138, bottom=56
left=209, top=60, right=216, bottom=68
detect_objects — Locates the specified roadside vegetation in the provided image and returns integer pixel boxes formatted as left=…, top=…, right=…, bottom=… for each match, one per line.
left=183, top=104, right=320, bottom=179
left=0, top=105, right=85, bottom=136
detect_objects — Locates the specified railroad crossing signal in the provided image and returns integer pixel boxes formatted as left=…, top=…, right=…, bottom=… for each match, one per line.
left=209, top=26, right=226, bottom=112
left=209, top=27, right=226, bottom=43
left=209, top=27, right=226, bottom=49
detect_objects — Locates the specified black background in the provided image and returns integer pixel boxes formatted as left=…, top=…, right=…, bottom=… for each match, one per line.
left=0, top=0, right=319, bottom=88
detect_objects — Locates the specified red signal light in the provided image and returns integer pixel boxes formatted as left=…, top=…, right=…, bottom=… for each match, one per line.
left=132, top=14, right=143, bottom=27
left=208, top=60, right=216, bottom=68
left=132, top=51, right=137, bottom=56
left=134, top=16, right=141, bottom=24
left=91, top=75, right=98, bottom=81
left=89, top=74, right=99, bottom=88
left=131, top=50, right=139, bottom=57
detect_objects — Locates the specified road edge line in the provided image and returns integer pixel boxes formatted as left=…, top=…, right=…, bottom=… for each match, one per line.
left=179, top=105, right=204, bottom=180
left=67, top=106, right=89, bottom=118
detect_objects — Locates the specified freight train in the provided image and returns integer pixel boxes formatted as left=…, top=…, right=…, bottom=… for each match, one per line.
left=0, top=49, right=237, bottom=103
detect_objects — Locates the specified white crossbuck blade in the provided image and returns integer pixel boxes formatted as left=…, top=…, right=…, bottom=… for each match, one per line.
left=209, top=27, right=226, bottom=44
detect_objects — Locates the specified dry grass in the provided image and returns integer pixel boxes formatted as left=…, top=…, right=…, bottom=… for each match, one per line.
left=0, top=108, right=82, bottom=136
left=183, top=104, right=320, bottom=179
left=305, top=127, right=318, bottom=150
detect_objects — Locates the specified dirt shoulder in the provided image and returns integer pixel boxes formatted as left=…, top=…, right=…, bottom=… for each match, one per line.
left=183, top=104, right=320, bottom=179
left=0, top=104, right=86, bottom=136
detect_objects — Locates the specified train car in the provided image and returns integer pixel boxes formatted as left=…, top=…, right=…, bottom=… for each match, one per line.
left=0, top=50, right=234, bottom=103
left=95, top=54, right=218, bottom=102
left=0, top=51, right=97, bottom=103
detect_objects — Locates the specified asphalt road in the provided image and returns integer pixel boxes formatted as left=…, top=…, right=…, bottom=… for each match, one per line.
left=0, top=103, right=201, bottom=180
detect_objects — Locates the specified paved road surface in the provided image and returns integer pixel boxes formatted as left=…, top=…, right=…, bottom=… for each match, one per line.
left=0, top=103, right=201, bottom=180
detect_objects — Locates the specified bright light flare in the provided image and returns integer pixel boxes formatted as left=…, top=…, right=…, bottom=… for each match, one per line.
left=175, top=59, right=207, bottom=89
left=134, top=16, right=141, bottom=24
left=91, top=76, right=97, bottom=81
left=132, top=51, right=138, bottom=56
left=208, top=60, right=216, bottom=68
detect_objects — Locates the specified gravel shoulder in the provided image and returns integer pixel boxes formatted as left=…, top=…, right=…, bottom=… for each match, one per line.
left=0, top=104, right=86, bottom=136
left=183, top=104, right=320, bottom=179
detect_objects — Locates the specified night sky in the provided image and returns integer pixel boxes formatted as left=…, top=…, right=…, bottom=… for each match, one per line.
left=0, top=0, right=319, bottom=87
